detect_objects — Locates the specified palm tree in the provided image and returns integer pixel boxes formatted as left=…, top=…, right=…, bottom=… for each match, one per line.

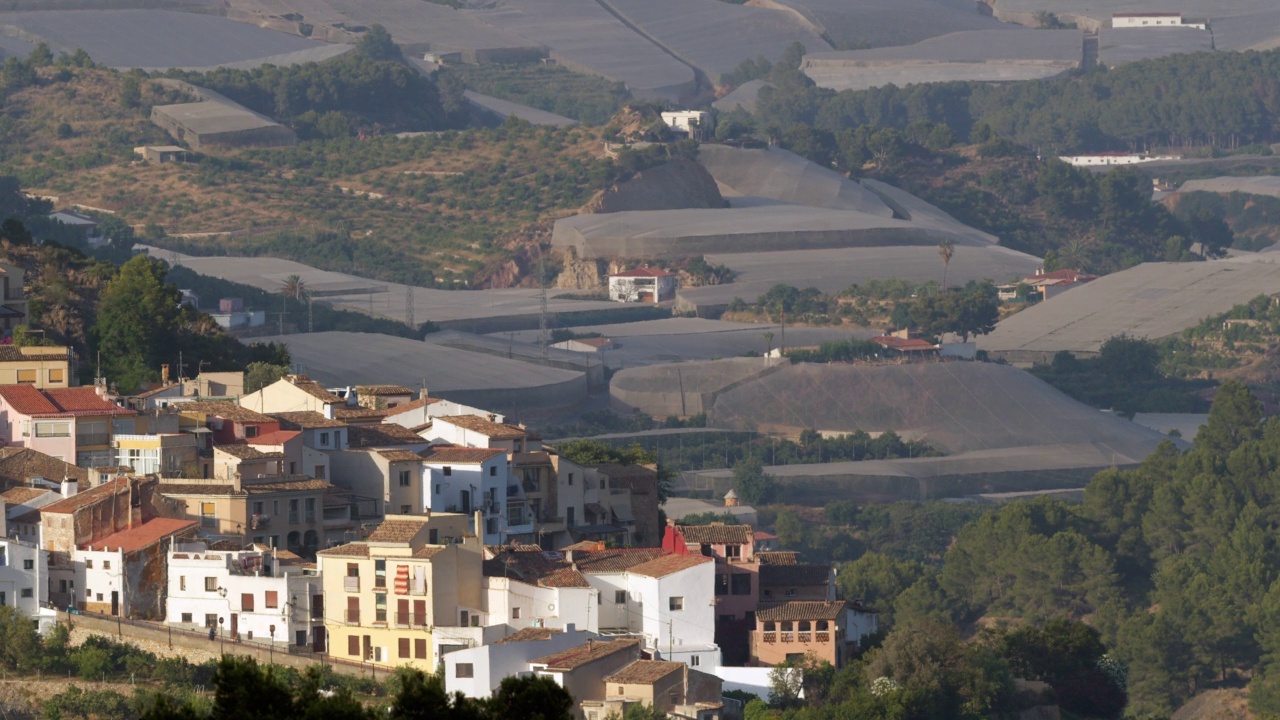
left=937, top=240, right=955, bottom=291
left=763, top=331, right=775, bottom=356
left=279, top=275, right=308, bottom=334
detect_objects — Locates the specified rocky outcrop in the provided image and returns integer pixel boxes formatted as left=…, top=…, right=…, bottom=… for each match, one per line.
left=554, top=248, right=604, bottom=291
left=583, top=159, right=726, bottom=214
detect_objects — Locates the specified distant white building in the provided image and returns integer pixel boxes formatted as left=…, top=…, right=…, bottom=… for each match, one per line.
left=1058, top=152, right=1179, bottom=167
left=1112, top=12, right=1207, bottom=30
left=661, top=110, right=712, bottom=139
left=0, top=537, right=55, bottom=633
left=165, top=542, right=323, bottom=648
left=445, top=625, right=600, bottom=699
left=609, top=268, right=678, bottom=304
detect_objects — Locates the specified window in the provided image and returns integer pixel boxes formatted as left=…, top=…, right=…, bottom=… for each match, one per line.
left=567, top=473, right=574, bottom=486
left=265, top=591, right=278, bottom=609
left=816, top=620, right=829, bottom=631
left=59, top=580, right=66, bottom=593
left=180, top=576, right=186, bottom=591
left=726, top=544, right=741, bottom=560
left=398, top=470, right=411, bottom=487
left=512, top=607, right=521, bottom=619
left=315, top=465, right=326, bottom=479
left=434, top=484, right=441, bottom=495
left=460, top=610, right=470, bottom=626
left=35, top=421, right=70, bottom=437
left=400, top=505, right=411, bottom=514
left=442, top=466, right=452, bottom=476
left=205, top=577, right=218, bottom=592
left=49, top=368, right=64, bottom=383
left=375, top=560, right=386, bottom=588
left=456, top=663, right=474, bottom=679
left=799, top=621, right=811, bottom=632
left=719, top=614, right=733, bottom=624
left=489, top=465, right=497, bottom=476
left=347, top=563, right=359, bottom=578
left=252, top=501, right=265, bottom=515
left=763, top=589, right=773, bottom=598
left=205, top=614, right=218, bottom=628
left=200, top=502, right=217, bottom=529
left=20, top=588, right=31, bottom=598
left=785, top=588, right=797, bottom=597
left=691, top=655, right=700, bottom=667
left=669, top=596, right=684, bottom=611
left=242, top=593, right=254, bottom=611
left=22, top=559, right=32, bottom=570
left=782, top=621, right=793, bottom=632
left=415, top=638, right=427, bottom=659
left=731, top=574, right=752, bottom=596
left=375, top=593, right=387, bottom=623
left=567, top=507, right=575, bottom=526
left=245, top=426, right=259, bottom=438
left=16, top=369, right=36, bottom=383
left=617, top=686, right=625, bottom=695
left=103, top=560, right=111, bottom=570
left=348, top=635, right=360, bottom=656
left=615, top=591, right=626, bottom=604
left=289, top=462, right=297, bottom=474
left=85, top=559, right=93, bottom=569
left=86, top=588, right=92, bottom=597
left=181, top=613, right=192, bottom=623
left=320, top=432, right=330, bottom=447
left=399, top=637, right=411, bottom=659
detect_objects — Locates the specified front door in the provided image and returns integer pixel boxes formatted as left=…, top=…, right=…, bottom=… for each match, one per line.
left=110, top=591, right=119, bottom=616
left=461, top=490, right=471, bottom=513
left=230, top=613, right=238, bottom=640
left=312, top=626, right=326, bottom=653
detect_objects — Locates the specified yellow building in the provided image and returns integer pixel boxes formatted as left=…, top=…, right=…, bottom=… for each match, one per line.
left=316, top=512, right=487, bottom=669
left=112, top=432, right=201, bottom=477
left=0, top=345, right=74, bottom=388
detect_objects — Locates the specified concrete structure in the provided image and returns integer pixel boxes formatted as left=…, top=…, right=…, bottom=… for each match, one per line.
left=661, top=111, right=712, bottom=140
left=133, top=146, right=189, bottom=163
left=151, top=86, right=296, bottom=151
left=445, top=626, right=601, bottom=699
left=0, top=537, right=55, bottom=632
left=76, top=517, right=198, bottom=618
left=166, top=542, right=323, bottom=648
left=316, top=513, right=492, bottom=669
left=609, top=268, right=678, bottom=304
left=529, top=638, right=644, bottom=718
left=0, top=384, right=133, bottom=468
left=1058, top=152, right=1180, bottom=167
left=112, top=431, right=201, bottom=478
left=157, top=475, right=337, bottom=556
left=1112, top=11, right=1206, bottom=29
left=482, top=551, right=598, bottom=634
left=588, top=660, right=723, bottom=720
left=751, top=600, right=871, bottom=669
left=238, top=375, right=345, bottom=417
left=0, top=345, right=74, bottom=389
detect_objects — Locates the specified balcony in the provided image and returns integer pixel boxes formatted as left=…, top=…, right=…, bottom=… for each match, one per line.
left=781, top=633, right=794, bottom=643
left=798, top=633, right=811, bottom=643
left=344, top=609, right=360, bottom=624
left=76, top=433, right=110, bottom=447
left=396, top=612, right=427, bottom=628
left=763, top=632, right=776, bottom=644
left=816, top=632, right=830, bottom=643
left=343, top=576, right=360, bottom=592
left=250, top=515, right=270, bottom=529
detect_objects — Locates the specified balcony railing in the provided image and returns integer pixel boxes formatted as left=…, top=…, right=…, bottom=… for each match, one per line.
left=797, top=633, right=811, bottom=643
left=816, top=632, right=830, bottom=643
left=343, top=576, right=360, bottom=592
left=780, top=633, right=794, bottom=643
left=396, top=612, right=427, bottom=628
left=76, top=433, right=110, bottom=447
left=763, top=632, right=776, bottom=644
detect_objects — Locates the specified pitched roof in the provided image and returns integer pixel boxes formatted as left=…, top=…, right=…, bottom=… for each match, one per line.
left=0, top=447, right=90, bottom=485
left=377, top=449, right=424, bottom=463
left=494, top=627, right=563, bottom=645
left=572, top=547, right=666, bottom=574
left=436, top=415, right=531, bottom=440
left=421, top=445, right=505, bottom=464
left=0, top=486, right=54, bottom=504
left=627, top=553, right=712, bottom=578
left=367, top=518, right=428, bottom=543
left=532, top=639, right=640, bottom=670
left=214, top=444, right=284, bottom=460
left=284, top=375, right=343, bottom=403
left=604, top=660, right=683, bottom=685
left=0, top=386, right=132, bottom=417
left=484, top=549, right=591, bottom=588
left=757, top=551, right=799, bottom=566
left=40, top=477, right=134, bottom=515
left=611, top=267, right=675, bottom=278
left=158, top=483, right=240, bottom=496
left=356, top=384, right=413, bottom=396
left=678, top=524, right=753, bottom=545
left=80, top=517, right=197, bottom=553
left=242, top=477, right=334, bottom=494
left=348, top=423, right=426, bottom=448
left=0, top=346, right=70, bottom=362
left=757, top=600, right=848, bottom=622
left=760, top=564, right=832, bottom=587
left=588, top=463, right=657, bottom=481
left=132, top=383, right=182, bottom=400
left=246, top=430, right=300, bottom=446
left=413, top=545, right=446, bottom=559
left=270, top=411, right=348, bottom=430
left=187, top=401, right=275, bottom=424
left=871, top=336, right=939, bottom=352
left=316, top=543, right=369, bottom=558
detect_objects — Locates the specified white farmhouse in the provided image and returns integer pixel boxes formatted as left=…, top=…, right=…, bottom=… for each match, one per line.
left=165, top=542, right=324, bottom=649
left=445, top=625, right=600, bottom=699
left=0, top=537, right=55, bottom=632
left=420, top=445, right=526, bottom=544
left=608, top=268, right=678, bottom=304
left=1112, top=12, right=1207, bottom=29
left=661, top=111, right=713, bottom=139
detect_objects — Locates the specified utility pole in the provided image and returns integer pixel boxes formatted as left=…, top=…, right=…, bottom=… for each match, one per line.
left=538, top=249, right=550, bottom=360
left=405, top=284, right=415, bottom=334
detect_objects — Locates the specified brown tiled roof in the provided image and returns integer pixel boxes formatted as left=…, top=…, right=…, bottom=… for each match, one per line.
left=421, top=445, right=505, bottom=464
left=0, top=346, right=69, bottom=361
left=757, top=551, right=800, bottom=566
left=627, top=553, right=712, bottom=578
left=383, top=397, right=441, bottom=415
left=357, top=385, right=413, bottom=396
left=436, top=415, right=531, bottom=440
left=286, top=375, right=343, bottom=403
left=484, top=549, right=591, bottom=588
left=270, top=411, right=347, bottom=430
left=760, top=564, right=832, bottom=587
left=572, top=548, right=666, bottom=574
left=0, top=386, right=132, bottom=418
left=0, top=447, right=89, bottom=485
left=367, top=519, right=428, bottom=543
left=246, top=430, right=300, bottom=446
left=214, top=444, right=284, bottom=460
left=532, top=639, right=640, bottom=670
left=40, top=477, right=135, bottom=515
left=678, top=524, right=753, bottom=545
left=242, top=478, right=334, bottom=494
left=756, top=600, right=848, bottom=622
left=377, top=449, right=424, bottom=463
left=0, top=486, right=53, bottom=504
left=604, top=660, right=683, bottom=685
left=561, top=540, right=606, bottom=552
left=588, top=463, right=657, bottom=481
left=159, top=483, right=240, bottom=496
left=186, top=401, right=274, bottom=424
left=81, top=518, right=198, bottom=553
left=317, top=543, right=369, bottom=557
left=348, top=423, right=426, bottom=448
left=413, top=546, right=446, bottom=559
left=495, top=627, right=563, bottom=645
left=540, top=567, right=591, bottom=588
left=131, top=383, right=182, bottom=400
left=333, top=406, right=387, bottom=422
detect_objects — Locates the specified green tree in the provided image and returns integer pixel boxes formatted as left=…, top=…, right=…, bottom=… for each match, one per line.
left=732, top=455, right=774, bottom=505
left=486, top=674, right=573, bottom=720
left=937, top=240, right=955, bottom=290
left=621, top=703, right=667, bottom=720
left=1194, top=379, right=1263, bottom=459
left=119, top=73, right=142, bottom=109
left=837, top=553, right=926, bottom=627
left=93, top=255, right=184, bottom=392
left=244, top=361, right=289, bottom=394
left=356, top=24, right=402, bottom=62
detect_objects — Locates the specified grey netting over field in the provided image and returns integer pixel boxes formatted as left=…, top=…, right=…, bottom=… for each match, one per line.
left=859, top=179, right=998, bottom=244
left=0, top=10, right=324, bottom=69
left=302, top=0, right=541, bottom=60
left=1098, top=27, right=1213, bottom=66
left=713, top=80, right=773, bottom=114
left=594, top=0, right=830, bottom=79
left=802, top=29, right=1081, bottom=92
left=990, top=0, right=1280, bottom=50
left=698, top=145, right=895, bottom=217
left=978, top=256, right=1280, bottom=360
left=464, top=91, right=578, bottom=127
left=262, top=331, right=588, bottom=413
left=779, top=0, right=1009, bottom=50
left=1177, top=176, right=1280, bottom=200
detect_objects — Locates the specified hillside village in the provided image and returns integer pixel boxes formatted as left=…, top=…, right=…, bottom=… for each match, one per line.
left=0, top=357, right=879, bottom=717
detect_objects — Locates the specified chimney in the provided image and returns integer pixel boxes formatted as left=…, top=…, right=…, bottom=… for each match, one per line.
left=60, top=478, right=78, bottom=498
left=161, top=364, right=170, bottom=385
left=565, top=622, right=576, bottom=634
left=473, top=510, right=484, bottom=538
left=323, top=403, right=335, bottom=420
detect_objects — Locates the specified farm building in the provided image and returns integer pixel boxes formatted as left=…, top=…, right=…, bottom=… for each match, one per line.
left=151, top=89, right=295, bottom=150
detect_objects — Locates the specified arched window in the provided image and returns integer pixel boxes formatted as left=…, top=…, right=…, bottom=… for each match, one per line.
left=781, top=621, right=793, bottom=632
left=764, top=622, right=775, bottom=632
left=303, top=530, right=319, bottom=553
left=816, top=620, right=829, bottom=631
left=286, top=531, right=301, bottom=551
left=798, top=621, right=811, bottom=632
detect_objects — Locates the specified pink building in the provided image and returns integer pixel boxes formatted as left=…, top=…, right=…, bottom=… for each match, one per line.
left=0, top=385, right=133, bottom=467
left=663, top=523, right=758, bottom=665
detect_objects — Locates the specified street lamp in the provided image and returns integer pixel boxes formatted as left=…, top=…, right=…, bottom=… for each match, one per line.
left=269, top=624, right=276, bottom=665
left=218, top=616, right=225, bottom=655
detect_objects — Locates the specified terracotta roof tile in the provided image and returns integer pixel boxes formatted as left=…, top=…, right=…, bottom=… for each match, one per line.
left=588, top=464, right=657, bottom=481
left=158, top=483, right=241, bottom=496
left=80, top=517, right=198, bottom=553
left=494, top=627, right=563, bottom=644
left=286, top=375, right=343, bottom=403
left=604, top=660, right=682, bottom=684
left=40, top=477, right=135, bottom=515
left=348, top=424, right=426, bottom=448
left=757, top=600, right=847, bottom=622
left=572, top=548, right=666, bottom=574
left=0, top=447, right=89, bottom=485
left=436, top=415, right=531, bottom=440
left=356, top=385, right=413, bottom=396
left=131, top=383, right=182, bottom=400
left=0, top=346, right=69, bottom=362
left=678, top=524, right=753, bottom=545
left=532, top=639, right=640, bottom=670
left=421, top=445, right=505, bottom=464
left=540, top=567, right=591, bottom=588
left=214, top=444, right=283, bottom=460
left=413, top=546, right=446, bottom=559
left=242, top=477, right=334, bottom=494
left=757, top=551, right=800, bottom=565
left=184, top=401, right=275, bottom=424
left=270, top=412, right=348, bottom=430
left=760, top=564, right=832, bottom=587
left=0, top=486, right=53, bottom=504
left=871, top=336, right=939, bottom=352
left=0, top=385, right=131, bottom=417
left=246, top=430, right=300, bottom=446
left=317, top=543, right=369, bottom=558
left=367, top=518, right=428, bottom=543
left=377, top=449, right=424, bottom=463
left=611, top=267, right=675, bottom=278
left=626, top=553, right=712, bottom=578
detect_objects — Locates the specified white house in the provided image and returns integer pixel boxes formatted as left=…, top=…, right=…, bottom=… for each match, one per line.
left=425, top=415, right=540, bottom=454
left=608, top=268, right=678, bottom=304
left=1058, top=152, right=1180, bottom=167
left=579, top=551, right=720, bottom=670
left=445, top=625, right=599, bottom=699
left=1112, top=12, right=1207, bottom=29
left=165, top=542, right=323, bottom=648
left=661, top=111, right=712, bottom=139
left=0, top=537, right=55, bottom=632
left=420, top=445, right=526, bottom=544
